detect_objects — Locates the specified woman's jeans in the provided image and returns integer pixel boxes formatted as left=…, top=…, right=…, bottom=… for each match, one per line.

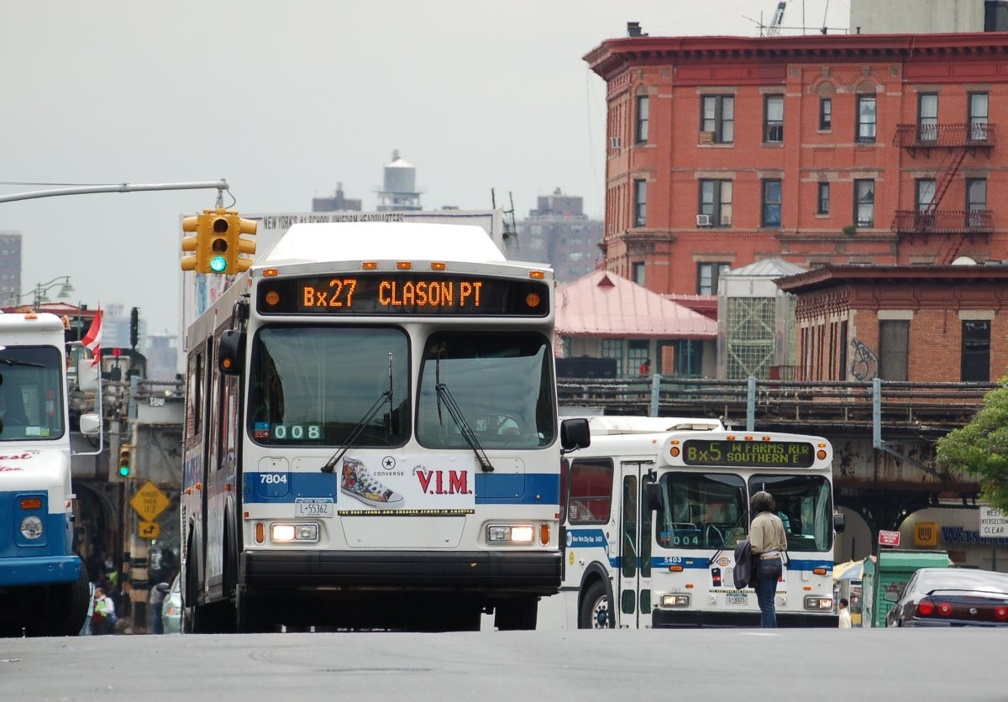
left=755, top=557, right=783, bottom=628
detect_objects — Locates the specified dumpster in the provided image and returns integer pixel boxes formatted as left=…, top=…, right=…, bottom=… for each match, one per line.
left=861, top=550, right=951, bottom=627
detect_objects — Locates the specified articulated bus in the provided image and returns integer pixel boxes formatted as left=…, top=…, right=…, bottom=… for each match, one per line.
left=180, top=221, right=588, bottom=633
left=541, top=416, right=843, bottom=629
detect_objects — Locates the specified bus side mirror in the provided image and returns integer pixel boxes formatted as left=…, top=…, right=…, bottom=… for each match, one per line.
left=560, top=418, right=590, bottom=453
left=834, top=512, right=846, bottom=533
left=218, top=330, right=246, bottom=376
left=79, top=412, right=101, bottom=437
left=77, top=358, right=99, bottom=392
left=645, top=482, right=663, bottom=512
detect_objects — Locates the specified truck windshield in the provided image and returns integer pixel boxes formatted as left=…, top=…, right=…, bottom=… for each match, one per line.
left=416, top=331, right=555, bottom=449
left=0, top=345, right=65, bottom=441
left=248, top=326, right=410, bottom=447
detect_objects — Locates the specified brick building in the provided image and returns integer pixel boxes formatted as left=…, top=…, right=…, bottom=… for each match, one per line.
left=582, top=30, right=1008, bottom=296
left=516, top=188, right=603, bottom=283
left=775, top=264, right=1008, bottom=382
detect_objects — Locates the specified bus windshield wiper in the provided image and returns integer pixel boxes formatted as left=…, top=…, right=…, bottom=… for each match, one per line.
left=434, top=353, right=493, bottom=472
left=0, top=357, right=44, bottom=368
left=322, top=353, right=393, bottom=473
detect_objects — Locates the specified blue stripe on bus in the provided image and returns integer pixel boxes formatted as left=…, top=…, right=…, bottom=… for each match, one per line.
left=241, top=471, right=560, bottom=505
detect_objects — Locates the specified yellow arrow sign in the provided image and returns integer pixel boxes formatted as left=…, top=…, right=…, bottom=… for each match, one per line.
left=138, top=520, right=161, bottom=540
left=130, top=481, right=171, bottom=522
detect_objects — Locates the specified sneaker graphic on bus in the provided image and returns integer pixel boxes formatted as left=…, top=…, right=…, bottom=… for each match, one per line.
left=340, top=457, right=404, bottom=508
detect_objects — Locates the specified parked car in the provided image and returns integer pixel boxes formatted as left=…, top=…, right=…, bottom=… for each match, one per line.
left=886, top=567, right=1008, bottom=627
left=161, top=575, right=182, bottom=634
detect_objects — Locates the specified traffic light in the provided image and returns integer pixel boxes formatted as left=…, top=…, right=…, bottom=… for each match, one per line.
left=129, top=307, right=139, bottom=350
left=181, top=209, right=257, bottom=274
left=117, top=444, right=133, bottom=478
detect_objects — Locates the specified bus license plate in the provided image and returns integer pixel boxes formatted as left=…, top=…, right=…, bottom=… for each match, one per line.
left=727, top=593, right=748, bottom=605
left=296, top=498, right=333, bottom=518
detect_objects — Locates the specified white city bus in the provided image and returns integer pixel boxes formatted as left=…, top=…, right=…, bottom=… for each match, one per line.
left=542, top=416, right=843, bottom=628
left=180, top=221, right=588, bottom=633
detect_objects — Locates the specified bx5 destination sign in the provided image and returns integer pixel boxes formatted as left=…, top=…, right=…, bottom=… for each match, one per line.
left=681, top=439, right=816, bottom=468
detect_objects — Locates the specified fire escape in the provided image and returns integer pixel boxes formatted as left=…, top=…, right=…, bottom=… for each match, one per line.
left=891, top=122, right=996, bottom=264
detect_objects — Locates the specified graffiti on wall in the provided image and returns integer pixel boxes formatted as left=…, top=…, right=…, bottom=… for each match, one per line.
left=849, top=338, right=878, bottom=381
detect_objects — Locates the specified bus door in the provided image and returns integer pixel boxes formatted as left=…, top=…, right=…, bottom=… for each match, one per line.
left=618, top=460, right=654, bottom=629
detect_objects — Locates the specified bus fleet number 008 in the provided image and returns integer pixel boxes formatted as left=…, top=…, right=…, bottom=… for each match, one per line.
left=272, top=424, right=323, bottom=440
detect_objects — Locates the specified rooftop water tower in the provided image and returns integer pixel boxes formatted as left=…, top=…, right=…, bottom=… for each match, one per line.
left=376, top=150, right=422, bottom=211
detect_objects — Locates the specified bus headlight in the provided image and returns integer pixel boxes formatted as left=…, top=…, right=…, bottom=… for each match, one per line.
left=19, top=515, right=44, bottom=540
left=660, top=594, right=690, bottom=608
left=487, top=524, right=535, bottom=544
left=270, top=523, right=319, bottom=543
left=804, top=596, right=833, bottom=611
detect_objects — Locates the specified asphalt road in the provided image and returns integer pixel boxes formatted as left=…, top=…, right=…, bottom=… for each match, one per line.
left=0, top=628, right=1002, bottom=702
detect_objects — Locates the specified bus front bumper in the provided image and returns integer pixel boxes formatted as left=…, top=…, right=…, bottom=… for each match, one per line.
left=242, top=549, right=561, bottom=595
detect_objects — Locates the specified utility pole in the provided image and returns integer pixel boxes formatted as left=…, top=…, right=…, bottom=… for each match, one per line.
left=0, top=179, right=230, bottom=204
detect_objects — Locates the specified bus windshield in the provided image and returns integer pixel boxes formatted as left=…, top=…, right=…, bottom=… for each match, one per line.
left=749, top=474, right=833, bottom=552
left=248, top=326, right=410, bottom=447
left=655, top=472, right=747, bottom=550
left=416, top=331, right=555, bottom=449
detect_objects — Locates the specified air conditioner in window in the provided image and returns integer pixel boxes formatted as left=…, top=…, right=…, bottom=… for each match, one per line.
left=699, top=131, right=715, bottom=144
left=696, top=214, right=712, bottom=227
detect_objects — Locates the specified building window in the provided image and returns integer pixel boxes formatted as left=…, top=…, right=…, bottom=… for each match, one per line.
left=962, top=320, right=990, bottom=382
left=967, top=178, right=987, bottom=227
left=918, top=93, right=938, bottom=142
left=633, top=179, right=647, bottom=227
left=635, top=95, right=649, bottom=144
left=916, top=177, right=936, bottom=213
left=857, top=95, right=877, bottom=143
left=764, top=95, right=784, bottom=143
left=600, top=338, right=623, bottom=375
left=701, top=95, right=734, bottom=144
left=819, top=97, right=832, bottom=130
left=697, top=262, right=730, bottom=295
left=879, top=319, right=909, bottom=381
left=699, top=179, right=733, bottom=227
left=762, top=179, right=782, bottom=227
left=632, top=262, right=645, bottom=285
left=969, top=92, right=989, bottom=141
left=817, top=182, right=830, bottom=215
left=854, top=179, right=875, bottom=228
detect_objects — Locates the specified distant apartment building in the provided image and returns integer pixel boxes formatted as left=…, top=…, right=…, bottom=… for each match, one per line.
left=312, top=183, right=362, bottom=212
left=516, top=189, right=603, bottom=283
left=583, top=27, right=1008, bottom=297
left=0, top=232, right=22, bottom=306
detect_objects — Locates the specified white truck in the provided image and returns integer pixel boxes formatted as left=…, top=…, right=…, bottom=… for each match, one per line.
left=0, top=312, right=99, bottom=636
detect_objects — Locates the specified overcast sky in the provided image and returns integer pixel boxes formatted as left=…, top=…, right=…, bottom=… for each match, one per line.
left=1, top=0, right=850, bottom=338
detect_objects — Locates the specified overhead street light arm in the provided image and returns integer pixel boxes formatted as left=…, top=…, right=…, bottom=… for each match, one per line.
left=0, top=179, right=230, bottom=204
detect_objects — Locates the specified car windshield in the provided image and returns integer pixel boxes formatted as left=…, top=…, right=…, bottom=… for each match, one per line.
left=918, top=570, right=1008, bottom=594
left=248, top=326, right=410, bottom=447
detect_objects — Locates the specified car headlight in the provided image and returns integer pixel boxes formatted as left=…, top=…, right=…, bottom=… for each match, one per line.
left=660, top=594, right=691, bottom=608
left=270, top=523, right=319, bottom=543
left=19, top=515, right=44, bottom=540
left=487, top=524, right=535, bottom=544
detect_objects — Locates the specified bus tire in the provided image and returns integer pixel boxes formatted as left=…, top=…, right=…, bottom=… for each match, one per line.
left=579, top=580, right=611, bottom=629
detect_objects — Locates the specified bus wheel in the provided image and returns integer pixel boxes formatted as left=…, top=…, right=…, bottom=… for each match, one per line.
left=579, top=581, right=611, bottom=629
left=494, top=596, right=538, bottom=630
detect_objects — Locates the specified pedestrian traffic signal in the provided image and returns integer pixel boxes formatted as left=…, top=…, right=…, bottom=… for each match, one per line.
left=117, top=445, right=133, bottom=478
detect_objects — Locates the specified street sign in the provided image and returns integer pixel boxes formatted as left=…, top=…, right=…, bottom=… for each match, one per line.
left=980, top=506, right=1008, bottom=538
left=138, top=521, right=161, bottom=540
left=878, top=529, right=901, bottom=547
left=130, top=481, right=171, bottom=522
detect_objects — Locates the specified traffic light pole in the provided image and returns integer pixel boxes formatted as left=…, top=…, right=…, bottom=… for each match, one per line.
left=0, top=179, right=230, bottom=204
